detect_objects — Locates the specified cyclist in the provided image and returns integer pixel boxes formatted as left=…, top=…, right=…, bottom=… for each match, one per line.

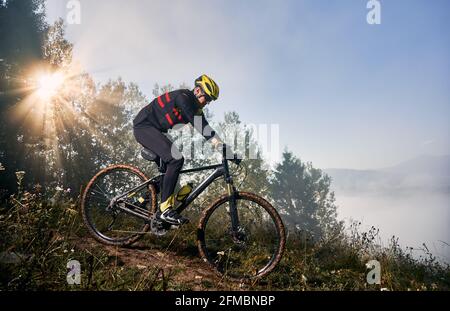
left=133, top=75, right=232, bottom=225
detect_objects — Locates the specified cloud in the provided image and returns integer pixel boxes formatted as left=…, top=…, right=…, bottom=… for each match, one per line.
left=421, top=139, right=435, bottom=146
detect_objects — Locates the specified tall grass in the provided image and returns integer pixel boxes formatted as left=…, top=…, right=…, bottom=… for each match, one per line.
left=1, top=173, right=448, bottom=290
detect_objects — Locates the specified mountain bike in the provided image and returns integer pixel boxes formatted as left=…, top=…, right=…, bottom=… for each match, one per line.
left=81, top=145, right=286, bottom=280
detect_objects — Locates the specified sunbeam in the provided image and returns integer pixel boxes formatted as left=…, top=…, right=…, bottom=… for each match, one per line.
left=36, top=72, right=65, bottom=100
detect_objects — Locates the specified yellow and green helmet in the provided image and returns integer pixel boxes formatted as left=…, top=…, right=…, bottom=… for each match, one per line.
left=195, top=74, right=219, bottom=101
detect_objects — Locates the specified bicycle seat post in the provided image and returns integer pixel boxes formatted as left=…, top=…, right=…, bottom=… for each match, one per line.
left=158, top=159, right=166, bottom=173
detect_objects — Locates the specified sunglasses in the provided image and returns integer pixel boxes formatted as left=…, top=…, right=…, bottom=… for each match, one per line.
left=199, top=89, right=212, bottom=103
left=203, top=94, right=212, bottom=103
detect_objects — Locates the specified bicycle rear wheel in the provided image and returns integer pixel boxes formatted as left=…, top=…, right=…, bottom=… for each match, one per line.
left=197, top=192, right=286, bottom=280
left=81, top=164, right=157, bottom=246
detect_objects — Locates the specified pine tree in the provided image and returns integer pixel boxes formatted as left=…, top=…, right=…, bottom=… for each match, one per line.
left=270, top=150, right=342, bottom=239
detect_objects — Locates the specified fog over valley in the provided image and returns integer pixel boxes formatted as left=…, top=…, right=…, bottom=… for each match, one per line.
left=326, top=155, right=450, bottom=263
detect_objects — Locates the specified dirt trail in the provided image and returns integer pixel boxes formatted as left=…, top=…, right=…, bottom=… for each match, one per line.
left=77, top=237, right=243, bottom=290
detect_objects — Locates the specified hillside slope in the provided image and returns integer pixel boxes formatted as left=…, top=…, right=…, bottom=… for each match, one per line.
left=75, top=236, right=243, bottom=291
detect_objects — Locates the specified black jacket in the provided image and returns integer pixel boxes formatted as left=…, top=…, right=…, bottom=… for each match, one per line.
left=133, top=89, right=217, bottom=141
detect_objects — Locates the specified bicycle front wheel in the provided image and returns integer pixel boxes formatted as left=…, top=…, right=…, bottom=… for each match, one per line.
left=197, top=192, right=286, bottom=280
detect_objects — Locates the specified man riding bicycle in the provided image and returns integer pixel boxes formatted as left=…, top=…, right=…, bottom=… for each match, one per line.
left=82, top=75, right=285, bottom=278
left=133, top=75, right=234, bottom=226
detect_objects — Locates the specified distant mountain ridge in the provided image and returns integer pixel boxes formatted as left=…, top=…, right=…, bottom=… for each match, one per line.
left=324, top=155, right=450, bottom=195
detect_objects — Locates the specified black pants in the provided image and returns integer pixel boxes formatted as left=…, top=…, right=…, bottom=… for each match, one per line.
left=133, top=126, right=184, bottom=205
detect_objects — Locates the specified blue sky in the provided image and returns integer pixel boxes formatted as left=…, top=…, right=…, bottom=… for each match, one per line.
left=45, top=0, right=450, bottom=169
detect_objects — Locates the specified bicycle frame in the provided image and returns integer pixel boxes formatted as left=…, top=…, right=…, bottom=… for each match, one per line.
left=110, top=154, right=240, bottom=229
left=175, top=163, right=224, bottom=213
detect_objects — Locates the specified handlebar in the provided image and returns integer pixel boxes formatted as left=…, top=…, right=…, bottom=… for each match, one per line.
left=220, top=143, right=242, bottom=165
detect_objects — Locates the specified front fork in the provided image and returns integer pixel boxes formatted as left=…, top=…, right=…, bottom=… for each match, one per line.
left=223, top=159, right=240, bottom=234
left=227, top=182, right=240, bottom=229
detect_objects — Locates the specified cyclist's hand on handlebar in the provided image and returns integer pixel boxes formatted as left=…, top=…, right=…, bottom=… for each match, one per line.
left=211, top=137, right=223, bottom=152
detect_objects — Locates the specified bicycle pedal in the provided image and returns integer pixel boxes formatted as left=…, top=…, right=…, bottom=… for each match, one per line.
left=155, top=218, right=183, bottom=230
left=159, top=220, right=181, bottom=230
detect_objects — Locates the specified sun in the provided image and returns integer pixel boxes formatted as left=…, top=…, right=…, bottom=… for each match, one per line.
left=36, top=72, right=65, bottom=100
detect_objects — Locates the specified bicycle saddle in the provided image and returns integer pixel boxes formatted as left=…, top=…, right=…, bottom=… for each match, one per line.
left=140, top=148, right=158, bottom=162
left=141, top=148, right=166, bottom=173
